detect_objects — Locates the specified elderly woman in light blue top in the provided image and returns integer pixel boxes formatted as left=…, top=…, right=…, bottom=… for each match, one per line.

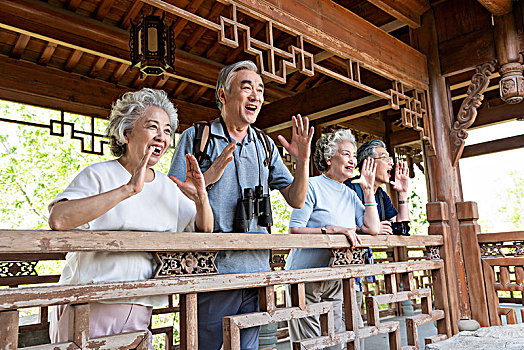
left=285, top=129, right=380, bottom=350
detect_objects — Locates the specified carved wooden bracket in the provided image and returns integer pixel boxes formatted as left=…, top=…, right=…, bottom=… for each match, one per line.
left=450, top=61, right=496, bottom=166
left=153, top=251, right=218, bottom=278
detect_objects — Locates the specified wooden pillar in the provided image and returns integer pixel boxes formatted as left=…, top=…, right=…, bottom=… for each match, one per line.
left=427, top=202, right=460, bottom=334
left=0, top=310, right=19, bottom=350
left=412, top=10, right=470, bottom=323
left=456, top=201, right=490, bottom=326
left=180, top=293, right=198, bottom=350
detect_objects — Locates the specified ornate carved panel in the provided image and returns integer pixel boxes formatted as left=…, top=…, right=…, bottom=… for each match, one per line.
left=480, top=241, right=524, bottom=258
left=329, top=248, right=366, bottom=267
left=0, top=261, right=37, bottom=277
left=153, top=252, right=218, bottom=278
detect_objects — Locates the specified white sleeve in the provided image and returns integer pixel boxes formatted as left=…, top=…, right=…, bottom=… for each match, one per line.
left=48, top=166, right=102, bottom=212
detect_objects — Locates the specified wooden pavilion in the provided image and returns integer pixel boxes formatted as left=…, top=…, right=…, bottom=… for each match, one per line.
left=0, top=0, right=523, bottom=348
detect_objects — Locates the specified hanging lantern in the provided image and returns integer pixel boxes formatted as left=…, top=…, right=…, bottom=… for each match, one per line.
left=129, top=12, right=175, bottom=76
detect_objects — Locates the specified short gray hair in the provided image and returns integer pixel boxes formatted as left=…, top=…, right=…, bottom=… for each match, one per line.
left=357, top=139, right=386, bottom=170
left=215, top=60, right=259, bottom=112
left=106, top=88, right=178, bottom=157
left=314, top=129, right=357, bottom=172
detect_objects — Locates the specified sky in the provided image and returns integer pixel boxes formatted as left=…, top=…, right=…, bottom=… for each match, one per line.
left=459, top=120, right=524, bottom=232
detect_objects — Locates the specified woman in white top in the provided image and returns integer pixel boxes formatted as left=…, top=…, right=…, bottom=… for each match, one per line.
left=48, top=88, right=213, bottom=348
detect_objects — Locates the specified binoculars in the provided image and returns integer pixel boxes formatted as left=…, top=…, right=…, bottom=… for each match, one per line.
left=234, top=186, right=273, bottom=232
left=391, top=221, right=410, bottom=236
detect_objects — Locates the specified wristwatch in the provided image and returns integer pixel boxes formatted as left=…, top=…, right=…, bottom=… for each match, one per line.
left=321, top=227, right=327, bottom=234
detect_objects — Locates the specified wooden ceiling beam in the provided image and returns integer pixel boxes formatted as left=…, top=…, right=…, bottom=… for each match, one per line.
left=0, top=0, right=292, bottom=101
left=477, top=0, right=512, bottom=16
left=11, top=33, right=30, bottom=59
left=183, top=2, right=225, bottom=50
left=471, top=99, right=524, bottom=128
left=88, top=57, right=108, bottom=77
left=379, top=19, right=407, bottom=33
left=0, top=54, right=219, bottom=126
left=120, top=0, right=143, bottom=29
left=153, top=75, right=169, bottom=89
left=68, top=0, right=83, bottom=11
left=172, top=0, right=206, bottom=38
left=439, top=28, right=497, bottom=77
left=365, top=0, right=429, bottom=28
left=38, top=42, right=58, bottom=65
left=64, top=49, right=83, bottom=71
left=95, top=0, right=116, bottom=21
left=256, top=79, right=389, bottom=131
left=462, top=134, right=524, bottom=158
left=232, top=0, right=428, bottom=88
left=111, top=63, right=129, bottom=83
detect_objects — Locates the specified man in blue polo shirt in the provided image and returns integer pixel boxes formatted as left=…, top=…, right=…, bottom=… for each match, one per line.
left=344, top=139, right=410, bottom=332
left=168, top=60, right=313, bottom=349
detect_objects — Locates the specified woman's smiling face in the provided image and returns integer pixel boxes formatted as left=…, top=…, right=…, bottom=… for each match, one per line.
left=124, top=106, right=172, bottom=167
left=325, top=140, right=357, bottom=182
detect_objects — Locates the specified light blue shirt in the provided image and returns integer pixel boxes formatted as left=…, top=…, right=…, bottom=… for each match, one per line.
left=169, top=118, right=293, bottom=274
left=285, top=174, right=365, bottom=271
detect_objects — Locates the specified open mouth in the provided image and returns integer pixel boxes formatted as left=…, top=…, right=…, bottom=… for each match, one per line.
left=245, top=104, right=257, bottom=112
left=152, top=146, right=162, bottom=156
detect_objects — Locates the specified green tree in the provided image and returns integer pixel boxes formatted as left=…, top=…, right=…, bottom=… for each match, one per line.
left=498, top=171, right=524, bottom=230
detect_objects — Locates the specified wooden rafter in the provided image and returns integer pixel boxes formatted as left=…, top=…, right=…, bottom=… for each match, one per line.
left=153, top=75, right=169, bottom=89
left=131, top=72, right=148, bottom=89
left=95, top=0, right=116, bottom=21
left=38, top=42, right=58, bottom=65
left=0, top=0, right=293, bottom=101
left=89, top=57, right=108, bottom=77
left=68, top=0, right=83, bottom=11
left=477, top=0, right=512, bottom=16
left=172, top=0, right=206, bottom=38
left=0, top=55, right=218, bottom=125
left=366, top=0, right=429, bottom=28
left=183, top=2, right=226, bottom=50
left=120, top=0, right=144, bottom=29
left=11, top=33, right=30, bottom=59
left=191, top=86, right=209, bottom=103
left=64, top=49, right=83, bottom=71
left=172, top=81, right=190, bottom=97
left=111, top=62, right=129, bottom=83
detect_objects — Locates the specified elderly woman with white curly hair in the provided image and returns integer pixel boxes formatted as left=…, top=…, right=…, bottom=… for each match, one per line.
left=285, top=128, right=380, bottom=349
left=48, top=88, right=213, bottom=348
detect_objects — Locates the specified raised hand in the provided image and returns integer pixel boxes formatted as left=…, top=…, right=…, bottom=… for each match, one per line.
left=170, top=154, right=207, bottom=204
left=390, top=161, right=409, bottom=193
left=277, top=115, right=314, bottom=162
left=351, top=157, right=376, bottom=192
left=203, top=141, right=236, bottom=186
left=127, top=146, right=154, bottom=195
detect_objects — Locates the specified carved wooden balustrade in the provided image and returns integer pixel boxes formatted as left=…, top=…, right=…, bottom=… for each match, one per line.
left=0, top=229, right=450, bottom=349
left=456, top=201, right=524, bottom=327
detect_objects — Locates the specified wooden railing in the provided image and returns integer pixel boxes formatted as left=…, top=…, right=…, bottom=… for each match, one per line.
left=457, top=201, right=524, bottom=327
left=0, top=230, right=450, bottom=349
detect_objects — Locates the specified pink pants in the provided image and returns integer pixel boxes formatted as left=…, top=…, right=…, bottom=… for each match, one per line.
left=49, top=302, right=154, bottom=350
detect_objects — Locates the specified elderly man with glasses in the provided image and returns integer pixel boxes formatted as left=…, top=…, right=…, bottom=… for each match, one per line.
left=343, top=139, right=410, bottom=347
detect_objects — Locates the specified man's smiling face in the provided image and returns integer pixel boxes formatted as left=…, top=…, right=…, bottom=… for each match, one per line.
left=220, top=69, right=264, bottom=126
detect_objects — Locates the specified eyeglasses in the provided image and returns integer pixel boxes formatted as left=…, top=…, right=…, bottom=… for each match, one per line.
left=373, top=155, right=394, bottom=163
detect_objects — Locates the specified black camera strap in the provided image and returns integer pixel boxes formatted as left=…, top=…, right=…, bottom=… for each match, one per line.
left=218, top=117, right=264, bottom=197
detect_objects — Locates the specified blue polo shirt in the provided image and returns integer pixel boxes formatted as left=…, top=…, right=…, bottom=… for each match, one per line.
left=168, top=118, right=293, bottom=274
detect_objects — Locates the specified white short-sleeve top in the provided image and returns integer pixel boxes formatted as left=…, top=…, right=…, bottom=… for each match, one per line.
left=49, top=160, right=197, bottom=307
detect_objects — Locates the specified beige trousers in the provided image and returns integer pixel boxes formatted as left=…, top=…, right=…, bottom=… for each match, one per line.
left=49, top=302, right=154, bottom=350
